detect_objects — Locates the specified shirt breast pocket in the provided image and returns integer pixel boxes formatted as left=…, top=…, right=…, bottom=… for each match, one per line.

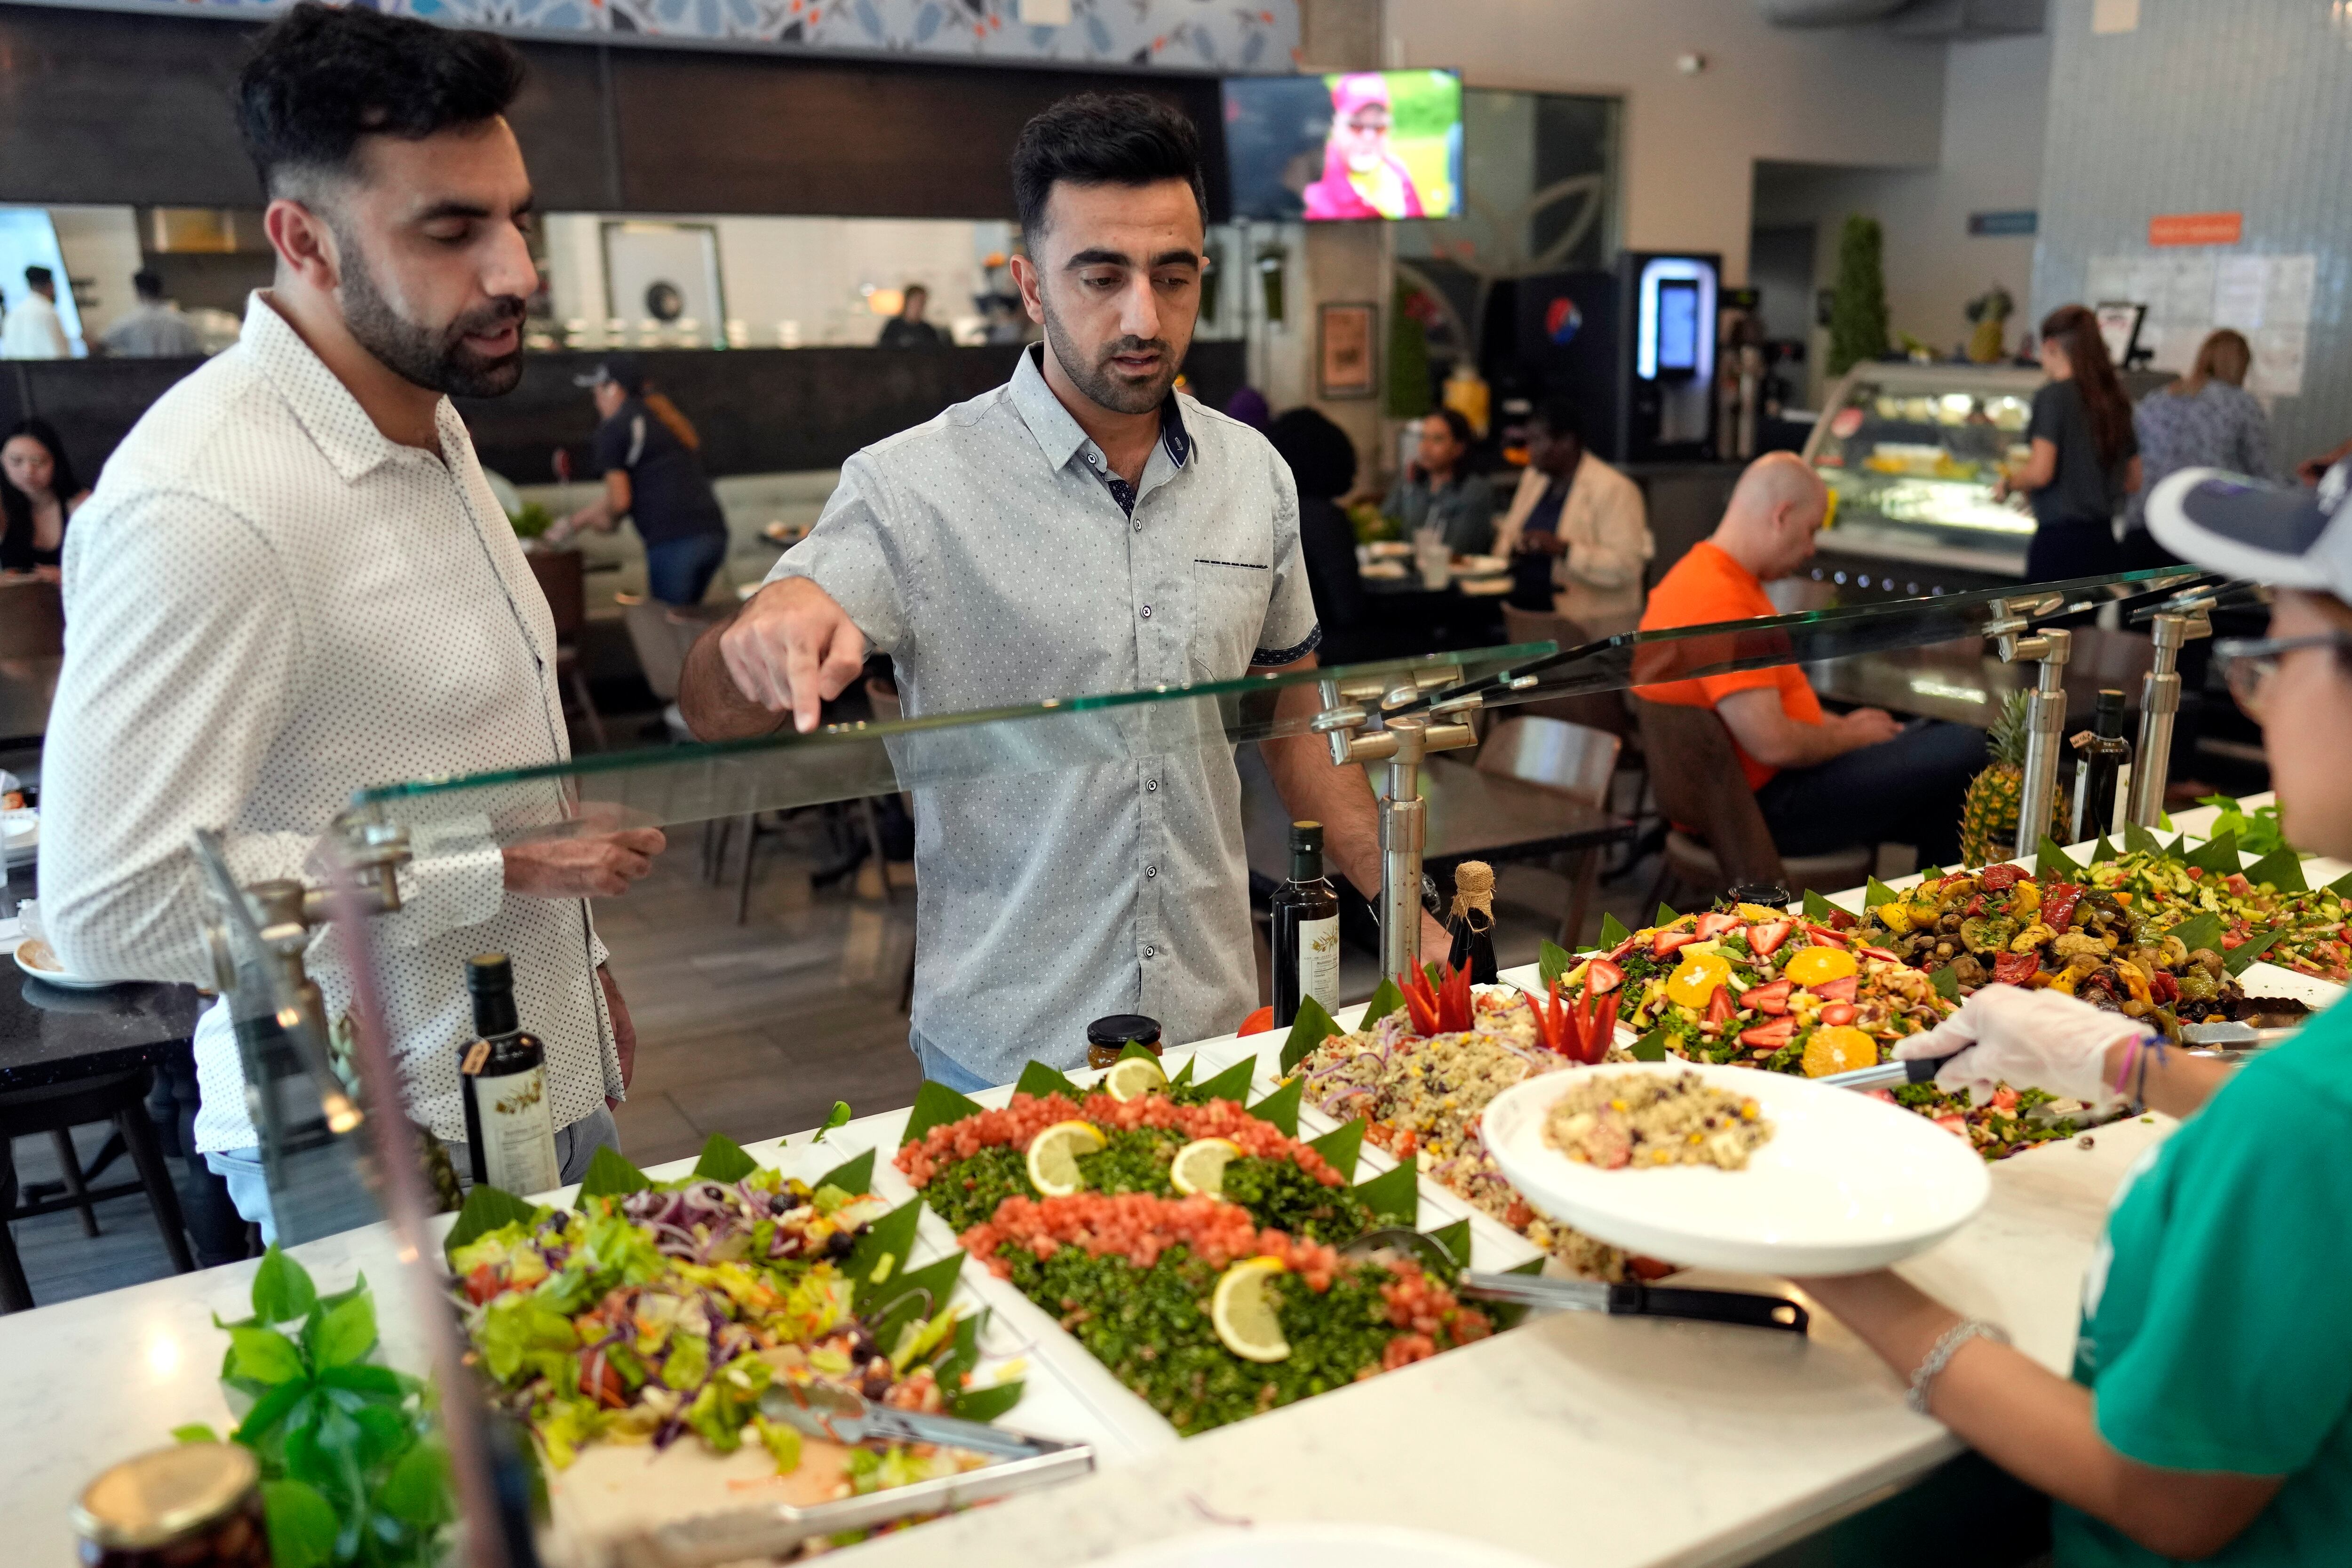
left=1187, top=556, right=1273, bottom=682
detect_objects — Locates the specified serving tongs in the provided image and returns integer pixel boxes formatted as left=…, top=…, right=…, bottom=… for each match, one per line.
left=571, top=1383, right=1093, bottom=1568
left=1824, top=1017, right=2304, bottom=1095
left=1341, top=1227, right=1808, bottom=1334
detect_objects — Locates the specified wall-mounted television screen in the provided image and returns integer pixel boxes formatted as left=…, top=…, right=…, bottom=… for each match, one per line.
left=1222, top=70, right=1463, bottom=223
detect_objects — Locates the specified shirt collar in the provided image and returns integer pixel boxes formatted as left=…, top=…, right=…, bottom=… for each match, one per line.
left=241, top=290, right=449, bottom=485
left=1008, top=342, right=1191, bottom=475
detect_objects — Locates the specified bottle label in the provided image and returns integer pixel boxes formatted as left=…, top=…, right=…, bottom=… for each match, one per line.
left=1298, top=915, right=1341, bottom=1013
left=2112, top=764, right=2132, bottom=836
left=473, top=1063, right=559, bottom=1196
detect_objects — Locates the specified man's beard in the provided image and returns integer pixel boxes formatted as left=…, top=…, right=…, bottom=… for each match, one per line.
left=1039, top=297, right=1181, bottom=417
left=337, top=237, right=525, bottom=399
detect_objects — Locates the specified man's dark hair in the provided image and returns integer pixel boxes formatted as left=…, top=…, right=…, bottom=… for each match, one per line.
left=1533, top=396, right=1583, bottom=445
left=1268, top=407, right=1359, bottom=502
left=235, top=1, right=525, bottom=198
left=1431, top=407, right=1474, bottom=448
left=24, top=266, right=51, bottom=288
left=902, top=283, right=928, bottom=297
left=132, top=269, right=166, bottom=300
left=1011, top=92, right=1207, bottom=247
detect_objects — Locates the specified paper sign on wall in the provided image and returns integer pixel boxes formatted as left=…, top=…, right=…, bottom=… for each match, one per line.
left=2087, top=250, right=2315, bottom=396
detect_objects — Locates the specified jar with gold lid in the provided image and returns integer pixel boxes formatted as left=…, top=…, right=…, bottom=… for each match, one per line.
left=74, top=1442, right=269, bottom=1567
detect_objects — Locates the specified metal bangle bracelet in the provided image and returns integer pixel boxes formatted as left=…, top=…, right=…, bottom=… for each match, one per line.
left=1906, top=1318, right=2011, bottom=1416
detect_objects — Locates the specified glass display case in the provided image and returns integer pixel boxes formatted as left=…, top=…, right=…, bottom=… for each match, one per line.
left=1802, top=362, right=2049, bottom=589
left=204, top=569, right=2230, bottom=1567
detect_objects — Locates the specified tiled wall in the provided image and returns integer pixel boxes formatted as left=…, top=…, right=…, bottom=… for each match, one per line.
left=23, top=0, right=1300, bottom=70
left=2034, top=0, right=2352, bottom=466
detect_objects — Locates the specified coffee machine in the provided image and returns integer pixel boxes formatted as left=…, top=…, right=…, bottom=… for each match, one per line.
left=1510, top=252, right=1722, bottom=463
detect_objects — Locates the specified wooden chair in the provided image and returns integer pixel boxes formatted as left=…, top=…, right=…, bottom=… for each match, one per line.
left=1473, top=714, right=1619, bottom=947
left=1629, top=697, right=1872, bottom=907
left=524, top=548, right=608, bottom=751
left=0, top=578, right=65, bottom=659
left=0, top=1068, right=194, bottom=1313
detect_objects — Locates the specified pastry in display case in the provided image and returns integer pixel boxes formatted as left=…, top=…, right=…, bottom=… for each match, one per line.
left=1802, top=362, right=2048, bottom=580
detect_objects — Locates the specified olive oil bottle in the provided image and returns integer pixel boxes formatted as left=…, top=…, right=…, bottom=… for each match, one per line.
left=1270, top=820, right=1341, bottom=1026
left=457, top=954, right=559, bottom=1195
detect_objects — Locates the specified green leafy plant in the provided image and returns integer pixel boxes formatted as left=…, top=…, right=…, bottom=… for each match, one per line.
left=173, top=1248, right=451, bottom=1568
left=1828, top=215, right=1890, bottom=376
left=2196, top=794, right=2288, bottom=858
left=507, top=501, right=555, bottom=540
left=1385, top=279, right=1431, bottom=420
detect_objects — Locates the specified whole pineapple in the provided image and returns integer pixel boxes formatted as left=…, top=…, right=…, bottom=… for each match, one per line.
left=1958, top=690, right=2038, bottom=866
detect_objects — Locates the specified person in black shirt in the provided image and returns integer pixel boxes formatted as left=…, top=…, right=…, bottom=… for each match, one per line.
left=1996, top=303, right=2141, bottom=582
left=555, top=354, right=731, bottom=605
left=0, top=418, right=87, bottom=580
left=876, top=284, right=946, bottom=350
left=1267, top=407, right=1372, bottom=661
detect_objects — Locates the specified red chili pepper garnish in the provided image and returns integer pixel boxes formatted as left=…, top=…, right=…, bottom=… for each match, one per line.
left=1745, top=979, right=1792, bottom=1015
left=1979, top=863, right=2024, bottom=891
left=2042, top=883, right=2085, bottom=930
left=1400, top=956, right=1475, bottom=1035
left=1530, top=976, right=1621, bottom=1064
left=1992, top=950, right=2039, bottom=986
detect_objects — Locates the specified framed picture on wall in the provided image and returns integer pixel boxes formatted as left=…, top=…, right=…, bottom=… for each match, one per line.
left=1318, top=302, right=1378, bottom=399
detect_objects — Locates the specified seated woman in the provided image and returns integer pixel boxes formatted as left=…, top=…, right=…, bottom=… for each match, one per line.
left=1266, top=407, right=1373, bottom=664
left=1, top=419, right=88, bottom=582
left=1805, top=454, right=2352, bottom=1565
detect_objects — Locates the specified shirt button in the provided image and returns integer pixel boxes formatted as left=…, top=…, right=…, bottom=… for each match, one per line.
left=1140, top=605, right=1152, bottom=619
left=1134, top=518, right=1143, bottom=532
left=1144, top=945, right=1157, bottom=958
left=1146, top=865, right=1158, bottom=878
left=1146, top=779, right=1158, bottom=793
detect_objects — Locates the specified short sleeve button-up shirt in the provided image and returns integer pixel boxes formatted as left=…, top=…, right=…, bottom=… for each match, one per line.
left=772, top=345, right=1319, bottom=1081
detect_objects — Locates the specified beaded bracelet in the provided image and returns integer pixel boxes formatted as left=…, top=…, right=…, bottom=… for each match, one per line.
left=2111, top=1027, right=2165, bottom=1112
left=1906, top=1317, right=2010, bottom=1416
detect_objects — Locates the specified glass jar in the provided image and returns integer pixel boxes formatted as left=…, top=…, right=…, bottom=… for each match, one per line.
left=1085, top=1013, right=1162, bottom=1070
left=74, top=1443, right=269, bottom=1567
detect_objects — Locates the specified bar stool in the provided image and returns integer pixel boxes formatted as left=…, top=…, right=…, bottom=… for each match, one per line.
left=0, top=1067, right=196, bottom=1313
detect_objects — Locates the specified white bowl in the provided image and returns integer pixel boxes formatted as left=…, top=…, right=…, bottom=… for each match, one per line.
left=1481, top=1059, right=1989, bottom=1276
left=14, top=939, right=117, bottom=991
left=1099, top=1524, right=1555, bottom=1568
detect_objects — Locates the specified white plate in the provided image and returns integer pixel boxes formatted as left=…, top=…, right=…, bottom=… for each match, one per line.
left=1455, top=553, right=1508, bottom=575
left=1360, top=560, right=1409, bottom=580
left=1366, top=540, right=1414, bottom=560
left=1481, top=1060, right=1989, bottom=1276
left=14, top=939, right=116, bottom=991
left=1457, top=577, right=1513, bottom=596
left=1100, top=1524, right=1553, bottom=1568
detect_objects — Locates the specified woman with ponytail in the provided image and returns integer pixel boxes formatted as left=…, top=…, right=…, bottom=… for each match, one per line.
left=1995, top=303, right=2142, bottom=581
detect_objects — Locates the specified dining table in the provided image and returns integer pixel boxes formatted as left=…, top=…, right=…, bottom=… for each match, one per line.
left=1805, top=628, right=2158, bottom=730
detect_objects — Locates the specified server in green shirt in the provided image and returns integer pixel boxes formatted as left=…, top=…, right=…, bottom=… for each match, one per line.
left=1802, top=454, right=2352, bottom=1564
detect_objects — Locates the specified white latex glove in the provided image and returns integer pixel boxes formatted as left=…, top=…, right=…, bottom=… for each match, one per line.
left=1893, top=984, right=2143, bottom=1105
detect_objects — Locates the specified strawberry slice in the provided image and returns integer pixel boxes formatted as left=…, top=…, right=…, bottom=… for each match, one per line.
left=1653, top=929, right=1699, bottom=958
left=1584, top=957, right=1625, bottom=995
left=1694, top=911, right=1741, bottom=940
left=1858, top=944, right=1904, bottom=963
left=1738, top=1017, right=1795, bottom=1049
left=1703, top=986, right=1735, bottom=1027
left=1744, top=979, right=1792, bottom=1015
left=1813, top=975, right=1859, bottom=1003
left=1934, top=1114, right=1970, bottom=1137
left=1605, top=932, right=1641, bottom=962
left=1747, top=919, right=1793, bottom=957
left=1802, top=924, right=1850, bottom=948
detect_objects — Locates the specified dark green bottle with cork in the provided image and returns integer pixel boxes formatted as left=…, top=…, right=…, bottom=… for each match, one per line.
left=457, top=954, right=559, bottom=1195
left=1270, top=820, right=1341, bottom=1026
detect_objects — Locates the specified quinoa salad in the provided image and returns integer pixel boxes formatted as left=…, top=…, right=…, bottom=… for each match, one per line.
left=1543, top=1072, right=1773, bottom=1171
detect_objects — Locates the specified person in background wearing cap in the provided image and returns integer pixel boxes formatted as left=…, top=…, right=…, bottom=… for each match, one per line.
left=1302, top=74, right=1425, bottom=221
left=1, top=264, right=73, bottom=359
left=550, top=354, right=731, bottom=606
left=1793, top=459, right=2352, bottom=1563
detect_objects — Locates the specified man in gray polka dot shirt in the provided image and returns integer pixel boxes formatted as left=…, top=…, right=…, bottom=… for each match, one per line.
left=681, top=94, right=1442, bottom=1089
left=40, top=8, right=661, bottom=1235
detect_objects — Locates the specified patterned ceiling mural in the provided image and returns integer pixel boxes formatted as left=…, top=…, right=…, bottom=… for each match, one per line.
left=50, top=0, right=1302, bottom=69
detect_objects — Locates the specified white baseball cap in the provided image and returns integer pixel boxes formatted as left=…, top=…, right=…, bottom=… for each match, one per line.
left=2146, top=457, right=2352, bottom=597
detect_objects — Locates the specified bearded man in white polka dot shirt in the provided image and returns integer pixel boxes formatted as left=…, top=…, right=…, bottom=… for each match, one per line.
left=39, top=7, right=663, bottom=1239
left=681, top=94, right=1447, bottom=1090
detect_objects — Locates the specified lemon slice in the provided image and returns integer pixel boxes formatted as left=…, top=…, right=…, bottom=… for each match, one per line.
left=1169, top=1137, right=1243, bottom=1198
left=1210, top=1256, right=1291, bottom=1363
left=1101, top=1054, right=1169, bottom=1102
left=1024, top=1120, right=1106, bottom=1197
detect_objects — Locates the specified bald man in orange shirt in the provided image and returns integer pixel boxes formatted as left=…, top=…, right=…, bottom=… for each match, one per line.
left=1636, top=454, right=1986, bottom=865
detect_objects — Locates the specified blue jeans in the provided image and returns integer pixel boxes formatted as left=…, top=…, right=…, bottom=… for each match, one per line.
left=207, top=1105, right=620, bottom=1246
left=909, top=1032, right=996, bottom=1094
left=643, top=532, right=728, bottom=606
left=1753, top=720, right=1988, bottom=867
